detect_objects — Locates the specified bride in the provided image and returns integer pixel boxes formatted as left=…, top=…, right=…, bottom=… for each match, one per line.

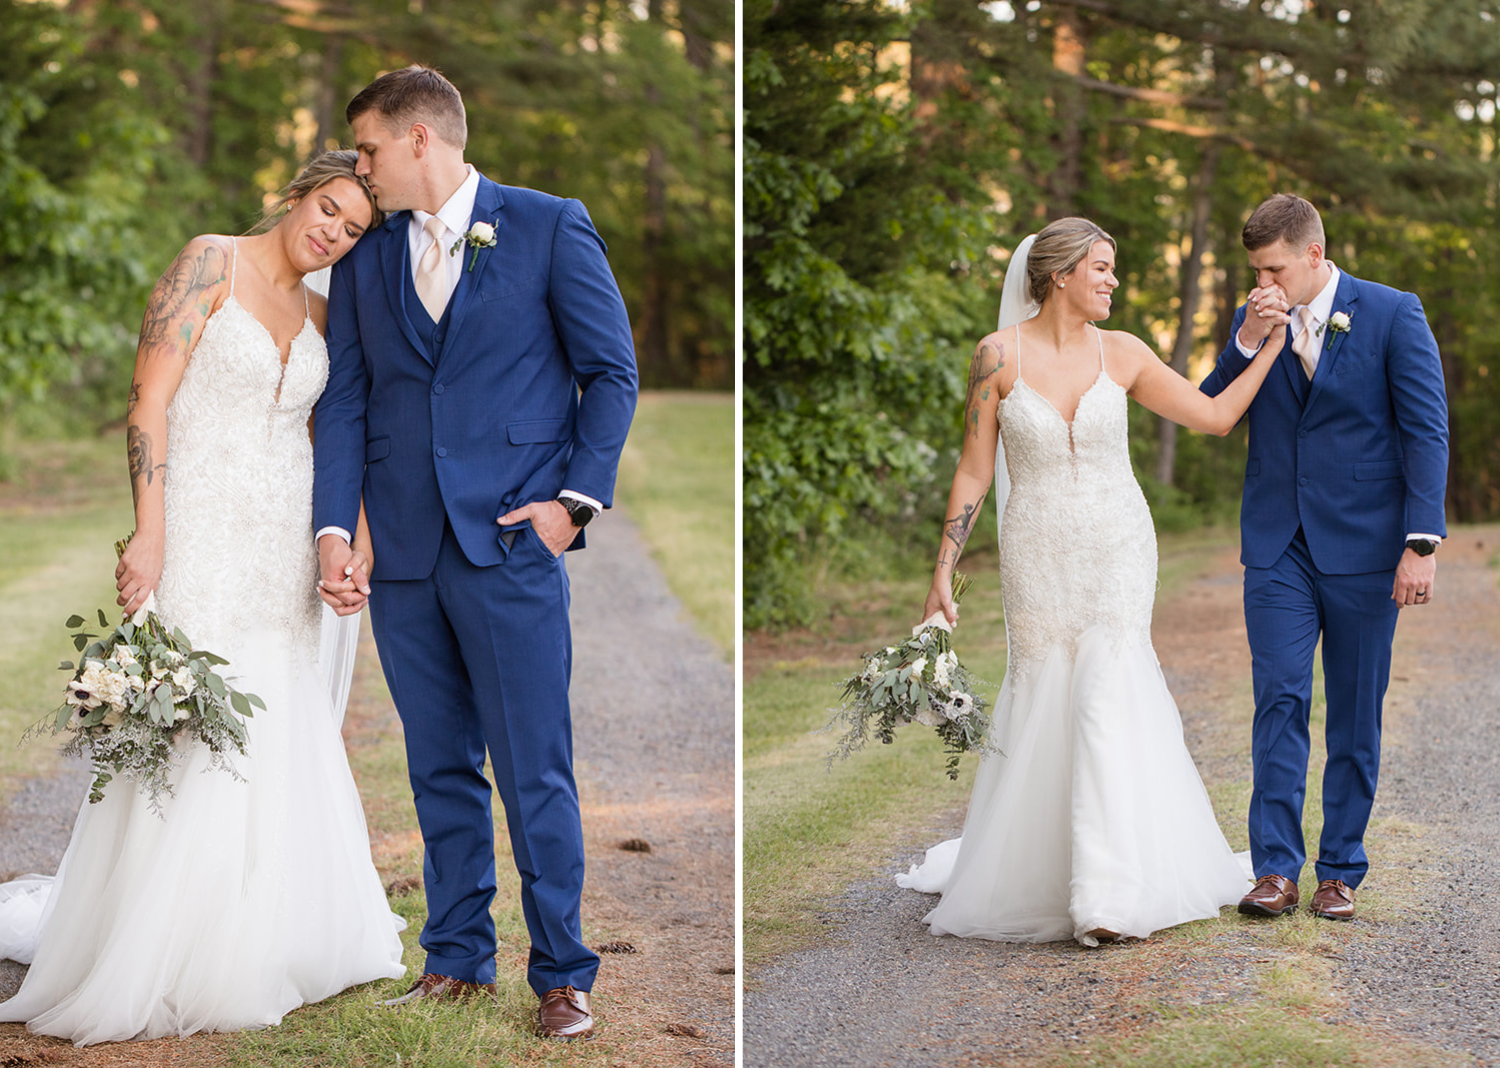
left=0, top=151, right=405, bottom=1044
left=898, top=218, right=1289, bottom=946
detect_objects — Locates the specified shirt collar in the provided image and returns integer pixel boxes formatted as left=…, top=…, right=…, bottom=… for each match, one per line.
left=1304, top=262, right=1340, bottom=325
left=410, top=165, right=479, bottom=240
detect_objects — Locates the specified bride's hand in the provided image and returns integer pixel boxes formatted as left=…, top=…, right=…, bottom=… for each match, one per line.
left=116, top=530, right=163, bottom=615
left=923, top=579, right=958, bottom=628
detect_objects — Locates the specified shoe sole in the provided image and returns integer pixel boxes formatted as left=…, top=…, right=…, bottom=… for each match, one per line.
left=1238, top=901, right=1298, bottom=917
left=1310, top=909, right=1354, bottom=922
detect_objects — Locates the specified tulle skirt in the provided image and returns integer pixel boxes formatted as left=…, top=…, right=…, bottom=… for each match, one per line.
left=897, top=624, right=1250, bottom=945
left=0, top=621, right=404, bottom=1045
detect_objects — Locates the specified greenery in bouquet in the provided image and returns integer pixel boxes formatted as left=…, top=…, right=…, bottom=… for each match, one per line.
left=827, top=574, right=994, bottom=780
left=23, top=537, right=263, bottom=815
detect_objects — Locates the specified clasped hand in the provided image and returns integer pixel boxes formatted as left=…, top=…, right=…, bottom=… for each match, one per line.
left=318, top=536, right=372, bottom=616
left=1238, top=284, right=1293, bottom=349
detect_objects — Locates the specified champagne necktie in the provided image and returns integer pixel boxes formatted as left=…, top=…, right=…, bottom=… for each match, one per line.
left=1292, top=305, right=1320, bottom=380
left=415, top=216, right=449, bottom=322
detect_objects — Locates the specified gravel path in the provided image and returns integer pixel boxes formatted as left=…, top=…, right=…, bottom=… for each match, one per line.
left=0, top=508, right=735, bottom=1064
left=745, top=529, right=1500, bottom=1067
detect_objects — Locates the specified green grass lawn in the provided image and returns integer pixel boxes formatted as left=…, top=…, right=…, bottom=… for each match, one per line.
left=614, top=390, right=734, bottom=653
left=0, top=390, right=732, bottom=1066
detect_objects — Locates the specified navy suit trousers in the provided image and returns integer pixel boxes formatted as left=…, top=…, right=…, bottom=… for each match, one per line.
left=368, top=521, right=599, bottom=995
left=1243, top=529, right=1400, bottom=888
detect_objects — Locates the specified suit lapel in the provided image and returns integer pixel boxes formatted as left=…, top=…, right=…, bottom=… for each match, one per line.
left=439, top=177, right=505, bottom=361
left=1303, top=270, right=1359, bottom=414
left=378, top=212, right=433, bottom=365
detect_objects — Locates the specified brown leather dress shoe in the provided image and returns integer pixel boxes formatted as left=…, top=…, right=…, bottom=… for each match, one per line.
left=380, top=973, right=498, bottom=1007
left=538, top=985, right=593, bottom=1039
left=1309, top=878, right=1356, bottom=921
left=1238, top=873, right=1299, bottom=917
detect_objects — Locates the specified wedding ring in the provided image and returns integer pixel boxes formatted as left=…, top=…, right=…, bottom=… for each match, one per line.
left=1416, top=589, right=1427, bottom=596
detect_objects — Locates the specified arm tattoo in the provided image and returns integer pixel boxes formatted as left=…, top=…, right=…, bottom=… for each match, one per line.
left=126, top=382, right=141, bottom=417
left=139, top=243, right=226, bottom=359
left=126, top=425, right=166, bottom=506
left=965, top=339, right=1006, bottom=439
left=943, top=501, right=980, bottom=556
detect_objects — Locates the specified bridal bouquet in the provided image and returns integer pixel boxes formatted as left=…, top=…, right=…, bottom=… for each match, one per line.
left=827, top=574, right=993, bottom=780
left=23, top=537, right=261, bottom=814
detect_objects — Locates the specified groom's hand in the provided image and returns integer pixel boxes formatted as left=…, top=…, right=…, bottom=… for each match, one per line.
left=496, top=500, right=574, bottom=557
left=318, top=534, right=371, bottom=616
left=1237, top=284, right=1292, bottom=350
left=1392, top=547, right=1436, bottom=608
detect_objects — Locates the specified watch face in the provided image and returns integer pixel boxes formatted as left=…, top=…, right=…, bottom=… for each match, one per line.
left=1411, top=539, right=1436, bottom=556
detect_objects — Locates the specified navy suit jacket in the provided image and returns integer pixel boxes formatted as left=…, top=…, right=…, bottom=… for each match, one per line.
left=1201, top=270, right=1448, bottom=575
left=313, top=175, right=638, bottom=580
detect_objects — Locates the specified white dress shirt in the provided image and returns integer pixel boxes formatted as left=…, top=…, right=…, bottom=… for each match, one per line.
left=1234, top=262, right=1438, bottom=549
left=315, top=166, right=598, bottom=549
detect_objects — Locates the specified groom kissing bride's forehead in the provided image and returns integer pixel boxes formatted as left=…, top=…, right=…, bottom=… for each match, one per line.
left=313, top=64, right=638, bottom=1039
left=1204, top=192, right=1448, bottom=923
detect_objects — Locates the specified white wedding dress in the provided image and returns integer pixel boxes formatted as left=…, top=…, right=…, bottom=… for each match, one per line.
left=0, top=240, right=405, bottom=1044
left=897, top=323, right=1250, bottom=945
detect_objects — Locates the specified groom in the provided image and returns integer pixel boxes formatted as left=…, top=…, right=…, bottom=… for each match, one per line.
left=312, top=66, right=637, bottom=1038
left=1202, top=194, right=1448, bottom=923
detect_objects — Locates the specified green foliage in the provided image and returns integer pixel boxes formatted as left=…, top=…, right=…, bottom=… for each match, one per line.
left=743, top=0, right=995, bottom=626
left=0, top=3, right=167, bottom=421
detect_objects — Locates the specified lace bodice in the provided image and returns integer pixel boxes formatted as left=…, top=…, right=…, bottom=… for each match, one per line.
left=154, top=239, right=327, bottom=654
left=995, top=325, right=1157, bottom=673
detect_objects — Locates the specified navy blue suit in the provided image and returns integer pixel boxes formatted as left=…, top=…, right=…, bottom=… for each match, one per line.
left=1202, top=270, right=1447, bottom=888
left=313, top=174, right=637, bottom=993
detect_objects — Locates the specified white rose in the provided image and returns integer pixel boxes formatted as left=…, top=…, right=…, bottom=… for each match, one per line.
left=933, top=657, right=951, bottom=689
left=1329, top=311, right=1351, bottom=331
left=469, top=221, right=496, bottom=244
left=171, top=667, right=196, bottom=695
left=908, top=657, right=927, bottom=680
left=113, top=646, right=137, bottom=668
left=174, top=706, right=192, bottom=723
left=860, top=659, right=881, bottom=684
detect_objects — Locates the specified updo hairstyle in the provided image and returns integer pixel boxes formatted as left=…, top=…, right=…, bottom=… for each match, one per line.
left=251, top=149, right=384, bottom=234
left=1026, top=217, right=1116, bottom=306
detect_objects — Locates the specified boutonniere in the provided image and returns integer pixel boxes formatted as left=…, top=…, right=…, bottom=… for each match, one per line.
left=1316, top=311, right=1352, bottom=347
left=449, top=221, right=497, bottom=273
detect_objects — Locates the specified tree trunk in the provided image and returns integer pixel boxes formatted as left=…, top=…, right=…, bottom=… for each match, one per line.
left=1156, top=142, right=1221, bottom=486
left=1046, top=8, right=1087, bottom=216
left=183, top=0, right=222, bottom=169
left=314, top=34, right=346, bottom=156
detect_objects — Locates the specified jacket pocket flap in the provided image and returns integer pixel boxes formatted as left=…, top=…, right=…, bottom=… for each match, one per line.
left=507, top=419, right=570, bottom=445
left=1353, top=459, right=1404, bottom=481
left=1246, top=458, right=1261, bottom=477
left=366, top=436, right=392, bottom=462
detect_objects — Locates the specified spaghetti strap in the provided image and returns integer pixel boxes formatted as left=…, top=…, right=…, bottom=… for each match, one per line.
left=228, top=236, right=237, bottom=295
left=301, top=280, right=310, bottom=317
left=1093, top=322, right=1105, bottom=375
left=1014, top=323, right=1023, bottom=380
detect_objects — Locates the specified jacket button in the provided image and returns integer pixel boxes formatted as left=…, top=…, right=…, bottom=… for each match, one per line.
left=1297, top=428, right=1307, bottom=438
left=436, top=447, right=448, bottom=458
left=501, top=493, right=515, bottom=506
left=1298, top=476, right=1308, bottom=486
left=433, top=383, right=445, bottom=395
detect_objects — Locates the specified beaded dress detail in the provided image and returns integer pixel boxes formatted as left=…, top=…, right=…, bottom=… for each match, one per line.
left=897, top=324, right=1250, bottom=945
left=0, top=240, right=405, bottom=1044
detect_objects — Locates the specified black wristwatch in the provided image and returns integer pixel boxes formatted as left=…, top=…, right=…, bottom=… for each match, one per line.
left=1407, top=538, right=1438, bottom=557
left=558, top=497, right=595, bottom=529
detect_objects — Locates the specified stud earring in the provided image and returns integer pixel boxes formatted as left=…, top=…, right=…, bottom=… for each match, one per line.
left=1059, top=282, right=1066, bottom=288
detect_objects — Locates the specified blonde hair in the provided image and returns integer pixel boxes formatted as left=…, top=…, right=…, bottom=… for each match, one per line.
left=252, top=150, right=382, bottom=234
left=1027, top=217, right=1116, bottom=306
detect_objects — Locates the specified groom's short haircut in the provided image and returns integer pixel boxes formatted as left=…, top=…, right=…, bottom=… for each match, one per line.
left=1242, top=194, right=1325, bottom=254
left=347, top=65, right=468, bottom=150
